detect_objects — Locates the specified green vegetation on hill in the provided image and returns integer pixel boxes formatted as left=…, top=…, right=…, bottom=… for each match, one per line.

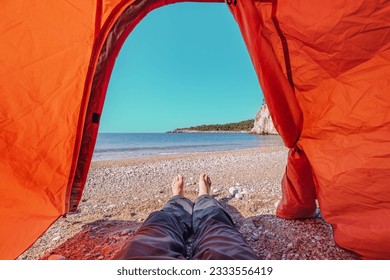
left=171, top=119, right=254, bottom=132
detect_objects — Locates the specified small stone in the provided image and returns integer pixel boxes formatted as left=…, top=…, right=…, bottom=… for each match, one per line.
left=212, top=189, right=220, bottom=194
left=274, top=200, right=280, bottom=208
left=235, top=192, right=243, bottom=199
left=106, top=204, right=116, bottom=209
left=241, top=188, right=249, bottom=194
left=314, top=236, right=322, bottom=241
left=251, top=234, right=259, bottom=241
left=120, top=229, right=132, bottom=236
left=229, top=187, right=239, bottom=195
left=98, top=255, right=104, bottom=260
left=287, top=243, right=293, bottom=249
left=52, top=236, right=60, bottom=242
left=48, top=254, right=66, bottom=260
left=235, top=182, right=240, bottom=186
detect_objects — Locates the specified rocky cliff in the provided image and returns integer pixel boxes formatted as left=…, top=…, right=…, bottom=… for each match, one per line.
left=251, top=103, right=278, bottom=135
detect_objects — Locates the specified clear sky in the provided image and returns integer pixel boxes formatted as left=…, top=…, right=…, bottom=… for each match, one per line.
left=100, top=3, right=263, bottom=133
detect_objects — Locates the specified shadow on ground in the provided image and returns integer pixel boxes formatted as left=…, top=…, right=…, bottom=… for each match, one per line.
left=42, top=198, right=358, bottom=260
left=41, top=220, right=141, bottom=260
left=220, top=198, right=358, bottom=260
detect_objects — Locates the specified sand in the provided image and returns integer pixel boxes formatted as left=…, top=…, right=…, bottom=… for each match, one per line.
left=19, top=146, right=357, bottom=260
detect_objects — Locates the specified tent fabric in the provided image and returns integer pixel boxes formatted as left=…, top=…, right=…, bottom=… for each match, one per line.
left=0, top=0, right=389, bottom=259
left=229, top=0, right=390, bottom=259
left=0, top=0, right=97, bottom=259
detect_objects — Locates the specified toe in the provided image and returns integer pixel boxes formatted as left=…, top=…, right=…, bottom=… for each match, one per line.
left=178, top=174, right=183, bottom=184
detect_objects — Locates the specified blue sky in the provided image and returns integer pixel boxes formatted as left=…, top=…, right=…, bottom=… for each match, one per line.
left=100, top=3, right=263, bottom=133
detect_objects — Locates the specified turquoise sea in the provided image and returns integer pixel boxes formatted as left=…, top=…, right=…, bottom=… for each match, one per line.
left=92, top=133, right=283, bottom=161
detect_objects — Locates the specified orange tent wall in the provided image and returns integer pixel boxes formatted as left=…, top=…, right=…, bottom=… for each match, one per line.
left=0, top=1, right=97, bottom=259
left=229, top=0, right=390, bottom=259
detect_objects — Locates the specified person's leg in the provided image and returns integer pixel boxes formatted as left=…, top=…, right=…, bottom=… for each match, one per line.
left=191, top=174, right=258, bottom=260
left=114, top=175, right=193, bottom=260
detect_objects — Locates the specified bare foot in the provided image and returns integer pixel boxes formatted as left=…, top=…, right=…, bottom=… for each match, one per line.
left=198, top=173, right=211, bottom=196
left=172, top=175, right=184, bottom=196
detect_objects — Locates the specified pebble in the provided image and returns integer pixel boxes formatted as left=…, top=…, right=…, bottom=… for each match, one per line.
left=229, top=187, right=239, bottom=195
left=52, top=236, right=60, bottom=242
left=48, top=254, right=66, bottom=260
left=106, top=204, right=116, bottom=209
left=98, top=255, right=104, bottom=260
left=235, top=192, right=243, bottom=199
left=287, top=243, right=293, bottom=249
left=120, top=229, right=132, bottom=236
left=251, top=234, right=259, bottom=241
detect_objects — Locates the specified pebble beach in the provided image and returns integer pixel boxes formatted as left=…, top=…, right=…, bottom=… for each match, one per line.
left=20, top=146, right=357, bottom=260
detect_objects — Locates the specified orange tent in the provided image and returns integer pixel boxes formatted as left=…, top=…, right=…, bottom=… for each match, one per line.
left=1, top=0, right=389, bottom=259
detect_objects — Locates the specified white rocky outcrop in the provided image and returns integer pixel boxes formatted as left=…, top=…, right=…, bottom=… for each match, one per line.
left=251, top=103, right=278, bottom=135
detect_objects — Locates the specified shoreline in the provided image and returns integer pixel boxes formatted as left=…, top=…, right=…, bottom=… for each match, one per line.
left=166, top=130, right=251, bottom=133
left=92, top=133, right=283, bottom=162
left=20, top=146, right=357, bottom=260
left=91, top=145, right=284, bottom=165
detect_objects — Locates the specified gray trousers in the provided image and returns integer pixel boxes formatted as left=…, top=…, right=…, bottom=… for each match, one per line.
left=114, top=195, right=258, bottom=260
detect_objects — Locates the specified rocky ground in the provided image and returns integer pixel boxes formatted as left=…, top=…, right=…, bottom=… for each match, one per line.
left=19, top=146, right=357, bottom=260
